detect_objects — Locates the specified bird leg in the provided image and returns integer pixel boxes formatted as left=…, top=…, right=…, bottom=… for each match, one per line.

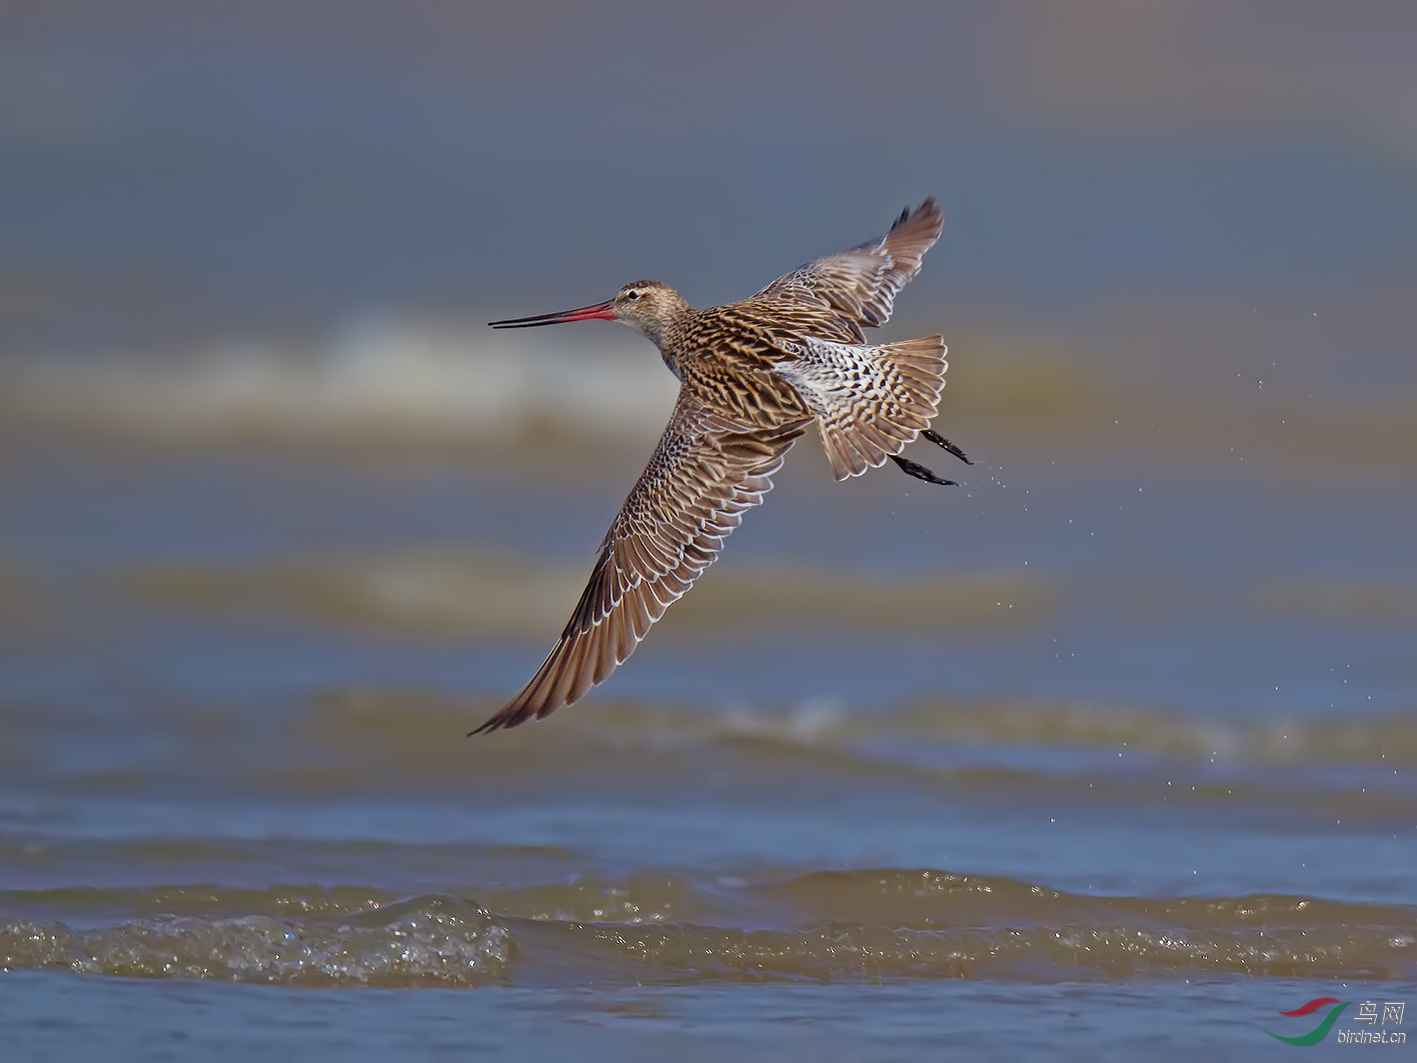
left=890, top=454, right=957, bottom=486
left=890, top=428, right=975, bottom=486
left=922, top=429, right=973, bottom=465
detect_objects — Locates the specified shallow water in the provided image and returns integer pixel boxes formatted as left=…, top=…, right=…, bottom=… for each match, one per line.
left=4, top=5, right=1417, bottom=1056
left=3, top=381, right=1415, bottom=1057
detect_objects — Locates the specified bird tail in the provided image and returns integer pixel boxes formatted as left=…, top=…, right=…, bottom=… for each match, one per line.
left=806, top=335, right=948, bottom=480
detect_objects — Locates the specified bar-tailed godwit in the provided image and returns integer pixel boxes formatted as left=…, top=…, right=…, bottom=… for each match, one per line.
left=474, top=198, right=968, bottom=733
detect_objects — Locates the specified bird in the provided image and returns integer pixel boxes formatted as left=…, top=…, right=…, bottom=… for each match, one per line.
left=472, top=198, right=970, bottom=733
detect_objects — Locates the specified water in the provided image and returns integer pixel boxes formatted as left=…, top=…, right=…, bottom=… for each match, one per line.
left=3, top=3, right=1416, bottom=1058
left=3, top=353, right=1415, bottom=1057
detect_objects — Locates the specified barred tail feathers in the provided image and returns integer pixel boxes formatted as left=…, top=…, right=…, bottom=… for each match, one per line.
left=782, top=335, right=948, bottom=481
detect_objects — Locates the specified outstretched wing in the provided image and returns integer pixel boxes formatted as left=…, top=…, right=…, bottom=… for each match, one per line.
left=473, top=391, right=807, bottom=733
left=752, top=198, right=944, bottom=334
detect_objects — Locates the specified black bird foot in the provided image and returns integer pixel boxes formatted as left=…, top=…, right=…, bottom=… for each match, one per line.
left=922, top=429, right=973, bottom=465
left=890, top=454, right=957, bottom=486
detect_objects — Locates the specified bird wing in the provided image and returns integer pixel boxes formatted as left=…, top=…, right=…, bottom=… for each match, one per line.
left=751, top=198, right=944, bottom=332
left=472, top=390, right=807, bottom=733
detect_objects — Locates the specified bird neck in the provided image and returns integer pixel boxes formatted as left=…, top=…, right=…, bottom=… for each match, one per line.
left=637, top=301, right=694, bottom=371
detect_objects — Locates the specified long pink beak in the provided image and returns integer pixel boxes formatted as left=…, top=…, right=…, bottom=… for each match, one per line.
left=488, top=299, right=617, bottom=329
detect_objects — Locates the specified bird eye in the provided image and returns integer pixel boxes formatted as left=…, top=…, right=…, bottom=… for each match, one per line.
left=623, top=288, right=640, bottom=300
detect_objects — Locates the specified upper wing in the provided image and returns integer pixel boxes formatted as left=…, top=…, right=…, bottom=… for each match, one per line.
left=752, top=198, right=944, bottom=333
left=472, top=391, right=807, bottom=733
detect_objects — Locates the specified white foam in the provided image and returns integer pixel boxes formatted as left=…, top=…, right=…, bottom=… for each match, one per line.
left=3, top=313, right=680, bottom=442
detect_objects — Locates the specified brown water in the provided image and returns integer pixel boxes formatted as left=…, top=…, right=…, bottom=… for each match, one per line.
left=3, top=334, right=1415, bottom=1057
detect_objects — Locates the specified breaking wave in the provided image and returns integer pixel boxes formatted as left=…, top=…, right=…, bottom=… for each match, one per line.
left=3, top=872, right=1412, bottom=986
left=1, top=316, right=677, bottom=443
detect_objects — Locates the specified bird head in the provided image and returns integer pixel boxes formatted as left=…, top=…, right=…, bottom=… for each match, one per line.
left=489, top=279, right=688, bottom=347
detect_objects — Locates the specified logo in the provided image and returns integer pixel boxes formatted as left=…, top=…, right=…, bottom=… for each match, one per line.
left=1267, top=997, right=1406, bottom=1046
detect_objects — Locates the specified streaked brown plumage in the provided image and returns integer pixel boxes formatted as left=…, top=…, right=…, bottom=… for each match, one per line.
left=473, top=198, right=966, bottom=733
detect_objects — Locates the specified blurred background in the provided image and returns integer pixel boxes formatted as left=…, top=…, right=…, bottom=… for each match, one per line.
left=1, top=2, right=1415, bottom=1057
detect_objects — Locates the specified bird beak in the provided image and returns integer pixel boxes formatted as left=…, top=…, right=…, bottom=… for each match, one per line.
left=488, top=299, right=617, bottom=329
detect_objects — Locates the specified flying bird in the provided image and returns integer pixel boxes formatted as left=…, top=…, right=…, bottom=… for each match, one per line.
left=473, top=198, right=969, bottom=733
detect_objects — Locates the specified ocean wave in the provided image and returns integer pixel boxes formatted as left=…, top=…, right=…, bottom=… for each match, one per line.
left=3, top=874, right=1412, bottom=986
left=309, top=685, right=1417, bottom=771
left=1, top=316, right=678, bottom=444
left=125, top=553, right=1052, bottom=640
left=2, top=894, right=513, bottom=986
left=563, top=919, right=1414, bottom=983
left=7, top=316, right=1413, bottom=470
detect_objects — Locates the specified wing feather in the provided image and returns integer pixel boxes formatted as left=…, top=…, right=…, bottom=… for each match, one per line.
left=752, top=198, right=944, bottom=333
left=472, top=390, right=806, bottom=732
